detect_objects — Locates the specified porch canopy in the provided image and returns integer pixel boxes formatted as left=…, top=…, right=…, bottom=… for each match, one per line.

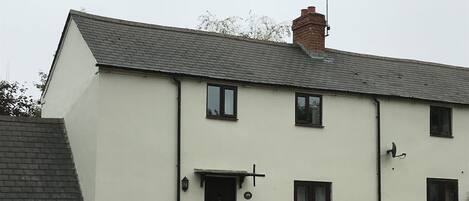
left=195, top=169, right=266, bottom=188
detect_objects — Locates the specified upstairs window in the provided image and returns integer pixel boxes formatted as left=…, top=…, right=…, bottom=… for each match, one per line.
left=295, top=181, right=331, bottom=201
left=296, top=93, right=322, bottom=127
left=207, top=84, right=237, bottom=120
left=427, top=178, right=458, bottom=201
left=430, top=106, right=452, bottom=137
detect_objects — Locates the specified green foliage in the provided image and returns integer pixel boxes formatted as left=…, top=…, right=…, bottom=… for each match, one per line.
left=0, top=71, right=47, bottom=117
left=0, top=81, right=40, bottom=117
left=34, top=71, right=48, bottom=93
left=197, top=11, right=291, bottom=42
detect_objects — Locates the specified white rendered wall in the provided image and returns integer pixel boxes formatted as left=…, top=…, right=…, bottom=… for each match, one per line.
left=41, top=20, right=98, bottom=201
left=41, top=20, right=98, bottom=118
left=380, top=98, right=469, bottom=201
left=179, top=79, right=377, bottom=201
left=94, top=71, right=177, bottom=201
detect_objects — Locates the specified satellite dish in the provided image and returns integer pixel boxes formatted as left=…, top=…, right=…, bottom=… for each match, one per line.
left=387, top=142, right=397, bottom=157
left=387, top=142, right=406, bottom=159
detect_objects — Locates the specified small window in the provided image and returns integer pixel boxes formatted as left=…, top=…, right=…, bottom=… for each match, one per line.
left=430, top=106, right=452, bottom=137
left=295, top=93, right=322, bottom=127
left=427, top=178, right=458, bottom=201
left=294, top=181, right=331, bottom=201
left=206, top=84, right=237, bottom=120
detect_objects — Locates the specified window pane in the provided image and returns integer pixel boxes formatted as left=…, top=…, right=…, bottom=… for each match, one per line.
left=207, top=86, right=220, bottom=116
left=430, top=107, right=451, bottom=136
left=440, top=109, right=451, bottom=135
left=224, top=89, right=234, bottom=115
left=430, top=108, right=439, bottom=134
left=314, top=185, right=327, bottom=201
left=445, top=190, right=456, bottom=201
left=296, top=96, right=308, bottom=123
left=309, top=96, right=321, bottom=125
left=428, top=182, right=439, bottom=201
left=295, top=181, right=331, bottom=201
left=296, top=185, right=307, bottom=201
left=445, top=183, right=457, bottom=201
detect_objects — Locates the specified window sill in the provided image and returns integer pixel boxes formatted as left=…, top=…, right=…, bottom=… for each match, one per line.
left=206, top=116, right=238, bottom=122
left=430, top=134, right=453, bottom=138
left=295, top=123, right=324, bottom=128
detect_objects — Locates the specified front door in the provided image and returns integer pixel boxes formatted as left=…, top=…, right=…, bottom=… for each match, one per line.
left=205, top=177, right=236, bottom=201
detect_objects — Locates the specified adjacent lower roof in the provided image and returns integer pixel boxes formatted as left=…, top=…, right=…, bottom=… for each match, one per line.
left=0, top=116, right=82, bottom=201
left=69, top=10, right=469, bottom=105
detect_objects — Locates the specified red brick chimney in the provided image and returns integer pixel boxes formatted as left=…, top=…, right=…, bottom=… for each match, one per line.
left=292, top=6, right=327, bottom=53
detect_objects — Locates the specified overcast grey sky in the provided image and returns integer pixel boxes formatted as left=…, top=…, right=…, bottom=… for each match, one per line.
left=1, top=0, right=468, bottom=97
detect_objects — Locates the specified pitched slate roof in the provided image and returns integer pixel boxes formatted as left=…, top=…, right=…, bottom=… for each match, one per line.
left=0, top=116, right=82, bottom=201
left=69, top=10, right=469, bottom=105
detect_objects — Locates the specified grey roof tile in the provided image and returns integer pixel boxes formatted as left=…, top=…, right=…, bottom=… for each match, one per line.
left=70, top=10, right=469, bottom=105
left=0, top=116, right=82, bottom=201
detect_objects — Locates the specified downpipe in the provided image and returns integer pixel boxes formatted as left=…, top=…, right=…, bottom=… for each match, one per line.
left=373, top=98, right=382, bottom=201
left=173, top=77, right=181, bottom=201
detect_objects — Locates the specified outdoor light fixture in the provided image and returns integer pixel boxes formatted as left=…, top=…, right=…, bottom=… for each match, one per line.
left=181, top=177, right=189, bottom=192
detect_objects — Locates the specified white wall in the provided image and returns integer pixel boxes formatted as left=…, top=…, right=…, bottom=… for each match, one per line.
left=179, top=79, right=377, bottom=201
left=41, top=20, right=99, bottom=201
left=380, top=98, right=469, bottom=201
left=94, top=70, right=177, bottom=201
left=41, top=20, right=98, bottom=118
left=175, top=78, right=469, bottom=201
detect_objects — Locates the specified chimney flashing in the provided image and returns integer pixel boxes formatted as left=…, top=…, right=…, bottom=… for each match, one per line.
left=297, top=43, right=327, bottom=60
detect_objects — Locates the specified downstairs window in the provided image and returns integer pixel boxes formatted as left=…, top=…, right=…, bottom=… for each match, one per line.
left=294, top=181, right=331, bottom=201
left=427, top=178, right=458, bottom=201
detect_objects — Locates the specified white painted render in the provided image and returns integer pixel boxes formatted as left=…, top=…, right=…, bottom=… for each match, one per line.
left=42, top=20, right=469, bottom=201
left=179, top=79, right=377, bottom=201
left=42, top=19, right=178, bottom=201
left=41, top=20, right=99, bottom=201
left=41, top=20, right=98, bottom=118
left=94, top=71, right=177, bottom=201
left=380, top=98, right=469, bottom=201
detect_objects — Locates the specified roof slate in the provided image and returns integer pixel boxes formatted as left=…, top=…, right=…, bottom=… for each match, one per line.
left=0, top=116, right=82, bottom=201
left=69, top=10, right=469, bottom=104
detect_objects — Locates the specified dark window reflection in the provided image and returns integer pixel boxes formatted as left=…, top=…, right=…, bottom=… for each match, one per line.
left=427, top=179, right=457, bottom=201
left=207, top=86, right=220, bottom=116
left=430, top=106, right=452, bottom=137
left=294, top=181, right=331, bottom=201
left=296, top=94, right=322, bottom=126
left=206, top=84, right=237, bottom=119
left=224, top=89, right=234, bottom=115
left=296, top=96, right=307, bottom=122
left=310, top=96, right=321, bottom=126
left=296, top=185, right=307, bottom=201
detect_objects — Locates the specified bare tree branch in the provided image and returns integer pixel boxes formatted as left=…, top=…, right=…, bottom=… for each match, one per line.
left=197, top=11, right=291, bottom=42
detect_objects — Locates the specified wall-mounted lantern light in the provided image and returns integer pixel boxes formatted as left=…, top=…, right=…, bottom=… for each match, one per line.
left=181, top=177, right=189, bottom=192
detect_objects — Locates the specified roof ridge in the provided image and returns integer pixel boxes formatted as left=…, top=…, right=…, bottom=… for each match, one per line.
left=327, top=48, right=469, bottom=71
left=0, top=115, right=64, bottom=124
left=69, top=10, right=295, bottom=48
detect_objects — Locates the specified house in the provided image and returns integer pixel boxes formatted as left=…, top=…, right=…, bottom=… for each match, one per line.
left=40, top=6, right=469, bottom=201
left=0, top=115, right=82, bottom=200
